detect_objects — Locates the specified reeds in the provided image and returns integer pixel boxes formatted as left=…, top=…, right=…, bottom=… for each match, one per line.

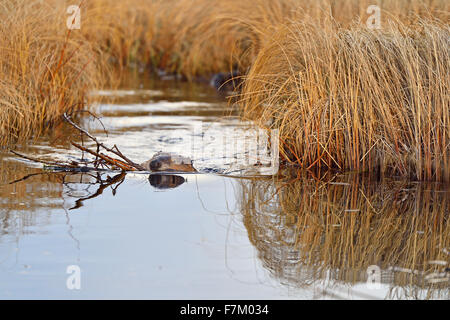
left=0, top=0, right=108, bottom=146
left=241, top=20, right=450, bottom=182
left=82, top=0, right=448, bottom=76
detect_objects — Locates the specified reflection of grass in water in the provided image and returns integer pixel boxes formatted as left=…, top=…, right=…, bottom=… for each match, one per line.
left=239, top=172, right=449, bottom=298
left=0, top=161, right=65, bottom=207
left=0, top=160, right=66, bottom=238
left=0, top=159, right=126, bottom=236
left=2, top=157, right=448, bottom=298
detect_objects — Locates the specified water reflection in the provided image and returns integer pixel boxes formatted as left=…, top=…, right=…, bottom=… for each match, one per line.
left=1, top=159, right=448, bottom=299
left=149, top=174, right=186, bottom=190
left=66, top=172, right=127, bottom=210
left=238, top=171, right=449, bottom=299
left=0, top=161, right=64, bottom=238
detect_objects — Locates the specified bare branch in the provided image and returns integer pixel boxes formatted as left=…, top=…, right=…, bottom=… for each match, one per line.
left=63, top=113, right=145, bottom=170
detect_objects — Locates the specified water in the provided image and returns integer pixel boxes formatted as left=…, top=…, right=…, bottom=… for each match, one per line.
left=0, top=74, right=448, bottom=299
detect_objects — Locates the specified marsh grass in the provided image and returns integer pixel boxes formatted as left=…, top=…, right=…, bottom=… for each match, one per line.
left=239, top=172, right=449, bottom=298
left=1, top=0, right=449, bottom=182
left=86, top=0, right=449, bottom=75
left=86, top=0, right=448, bottom=76
left=241, top=20, right=450, bottom=182
left=0, top=0, right=110, bottom=146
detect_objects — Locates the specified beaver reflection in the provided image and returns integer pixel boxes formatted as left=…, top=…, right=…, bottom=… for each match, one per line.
left=149, top=174, right=186, bottom=190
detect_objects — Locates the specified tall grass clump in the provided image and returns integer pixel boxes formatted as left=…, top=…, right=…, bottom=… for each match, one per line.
left=241, top=20, right=449, bottom=182
left=0, top=0, right=106, bottom=146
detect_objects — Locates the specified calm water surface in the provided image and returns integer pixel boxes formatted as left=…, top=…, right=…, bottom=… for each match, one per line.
left=0, top=75, right=448, bottom=299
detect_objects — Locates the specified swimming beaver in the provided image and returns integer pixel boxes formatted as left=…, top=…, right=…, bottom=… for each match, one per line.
left=210, top=71, right=242, bottom=92
left=143, top=152, right=194, bottom=190
left=156, top=68, right=242, bottom=93
left=141, top=152, right=197, bottom=172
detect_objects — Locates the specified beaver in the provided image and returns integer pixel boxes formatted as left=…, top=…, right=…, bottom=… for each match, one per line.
left=209, top=71, right=242, bottom=92
left=143, top=152, right=195, bottom=190
left=141, top=152, right=197, bottom=172
left=156, top=68, right=242, bottom=93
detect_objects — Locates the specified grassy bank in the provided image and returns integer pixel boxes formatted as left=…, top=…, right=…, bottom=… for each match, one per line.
left=0, top=0, right=108, bottom=146
left=1, top=0, right=449, bottom=181
left=241, top=20, right=449, bottom=182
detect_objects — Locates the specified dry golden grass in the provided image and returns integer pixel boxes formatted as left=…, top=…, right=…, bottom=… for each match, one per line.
left=241, top=20, right=450, bottom=182
left=0, top=0, right=109, bottom=146
left=79, top=0, right=300, bottom=76
left=239, top=172, right=449, bottom=298
left=1, top=0, right=449, bottom=183
left=83, top=0, right=449, bottom=76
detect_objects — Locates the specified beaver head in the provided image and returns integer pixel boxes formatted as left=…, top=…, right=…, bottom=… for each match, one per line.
left=210, top=71, right=242, bottom=92
left=141, top=152, right=196, bottom=172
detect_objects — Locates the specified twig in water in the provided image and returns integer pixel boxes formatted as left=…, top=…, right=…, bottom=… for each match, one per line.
left=63, top=113, right=145, bottom=170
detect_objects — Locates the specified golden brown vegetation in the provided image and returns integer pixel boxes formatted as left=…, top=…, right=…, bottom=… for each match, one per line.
left=0, top=0, right=109, bottom=146
left=81, top=0, right=449, bottom=76
left=1, top=0, right=449, bottom=181
left=239, top=172, right=449, bottom=298
left=241, top=20, right=450, bottom=182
